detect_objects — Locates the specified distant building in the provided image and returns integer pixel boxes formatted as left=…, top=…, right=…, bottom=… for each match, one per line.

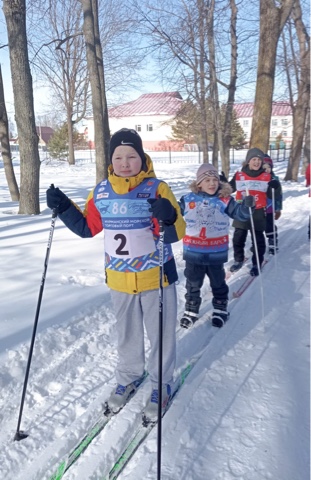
left=36, top=126, right=54, bottom=150
left=234, top=102, right=293, bottom=148
left=8, top=126, right=54, bottom=153
left=84, top=96, right=294, bottom=152
left=85, top=92, right=186, bottom=151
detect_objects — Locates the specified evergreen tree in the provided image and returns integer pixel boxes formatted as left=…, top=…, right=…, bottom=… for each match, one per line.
left=48, top=124, right=81, bottom=161
left=171, top=100, right=245, bottom=150
left=229, top=109, right=246, bottom=149
left=170, top=100, right=202, bottom=145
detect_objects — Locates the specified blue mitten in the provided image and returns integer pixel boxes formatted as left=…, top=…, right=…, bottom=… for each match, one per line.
left=147, top=197, right=176, bottom=225
left=46, top=186, right=71, bottom=213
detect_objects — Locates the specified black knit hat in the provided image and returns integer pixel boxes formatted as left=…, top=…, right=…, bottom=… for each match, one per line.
left=109, top=128, right=146, bottom=170
left=245, top=147, right=265, bottom=164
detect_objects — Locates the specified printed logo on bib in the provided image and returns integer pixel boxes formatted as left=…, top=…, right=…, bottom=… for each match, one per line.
left=97, top=192, right=109, bottom=199
left=137, top=193, right=151, bottom=198
left=236, top=179, right=268, bottom=193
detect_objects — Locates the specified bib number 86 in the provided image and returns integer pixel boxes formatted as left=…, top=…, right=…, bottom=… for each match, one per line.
left=112, top=202, right=127, bottom=214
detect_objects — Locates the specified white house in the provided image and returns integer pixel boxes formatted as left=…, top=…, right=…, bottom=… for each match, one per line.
left=234, top=102, right=293, bottom=147
left=85, top=92, right=185, bottom=151
left=84, top=95, right=294, bottom=152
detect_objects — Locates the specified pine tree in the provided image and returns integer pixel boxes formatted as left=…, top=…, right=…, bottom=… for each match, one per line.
left=48, top=124, right=80, bottom=161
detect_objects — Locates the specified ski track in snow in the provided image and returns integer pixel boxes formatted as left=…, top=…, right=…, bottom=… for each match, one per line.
left=0, top=162, right=309, bottom=480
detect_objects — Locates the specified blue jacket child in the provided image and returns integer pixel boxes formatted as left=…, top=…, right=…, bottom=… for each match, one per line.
left=179, top=163, right=255, bottom=328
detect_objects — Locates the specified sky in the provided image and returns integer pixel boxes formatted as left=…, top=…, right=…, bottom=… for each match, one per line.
left=0, top=154, right=310, bottom=479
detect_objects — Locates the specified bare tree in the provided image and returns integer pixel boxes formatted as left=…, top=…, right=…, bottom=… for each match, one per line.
left=97, top=0, right=147, bottom=105
left=80, top=0, right=110, bottom=182
left=284, top=0, right=310, bottom=181
left=0, top=65, right=19, bottom=201
left=32, top=0, right=90, bottom=166
left=206, top=0, right=221, bottom=168
left=3, top=0, right=41, bottom=214
left=130, top=0, right=211, bottom=162
left=131, top=0, right=239, bottom=170
left=222, top=0, right=238, bottom=177
left=250, top=0, right=295, bottom=151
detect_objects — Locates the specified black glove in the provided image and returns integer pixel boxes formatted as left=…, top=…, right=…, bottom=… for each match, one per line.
left=243, top=195, right=256, bottom=208
left=147, top=197, right=177, bottom=225
left=46, top=186, right=71, bottom=213
left=219, top=171, right=228, bottom=183
left=268, top=179, right=279, bottom=189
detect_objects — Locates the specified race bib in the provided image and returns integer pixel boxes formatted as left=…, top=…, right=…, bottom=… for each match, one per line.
left=104, top=227, right=156, bottom=259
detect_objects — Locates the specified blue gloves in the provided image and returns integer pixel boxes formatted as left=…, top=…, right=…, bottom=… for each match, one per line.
left=268, top=179, right=279, bottom=189
left=147, top=197, right=177, bottom=225
left=243, top=195, right=256, bottom=208
left=46, top=186, right=71, bottom=213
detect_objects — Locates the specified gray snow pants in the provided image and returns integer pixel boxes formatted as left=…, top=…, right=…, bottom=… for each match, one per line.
left=110, top=284, right=177, bottom=388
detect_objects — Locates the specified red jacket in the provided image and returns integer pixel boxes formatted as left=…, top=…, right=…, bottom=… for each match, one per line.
left=306, top=163, right=311, bottom=187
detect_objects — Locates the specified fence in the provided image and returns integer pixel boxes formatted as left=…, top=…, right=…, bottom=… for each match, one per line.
left=72, top=146, right=291, bottom=165
left=2, top=146, right=292, bottom=166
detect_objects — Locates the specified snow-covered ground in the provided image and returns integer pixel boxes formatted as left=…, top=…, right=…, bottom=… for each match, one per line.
left=0, top=157, right=309, bottom=480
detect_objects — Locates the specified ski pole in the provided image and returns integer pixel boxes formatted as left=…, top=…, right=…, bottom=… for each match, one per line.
left=246, top=188, right=265, bottom=318
left=271, top=187, right=278, bottom=270
left=14, top=186, right=58, bottom=441
left=157, top=219, right=164, bottom=480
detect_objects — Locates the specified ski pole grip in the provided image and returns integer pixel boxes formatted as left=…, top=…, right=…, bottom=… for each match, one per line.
left=49, top=184, right=58, bottom=217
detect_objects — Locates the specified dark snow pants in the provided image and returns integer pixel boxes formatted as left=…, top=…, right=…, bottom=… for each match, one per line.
left=232, top=227, right=266, bottom=267
left=184, top=262, right=229, bottom=314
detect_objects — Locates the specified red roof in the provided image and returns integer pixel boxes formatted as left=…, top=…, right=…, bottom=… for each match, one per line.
left=108, top=92, right=183, bottom=118
left=234, top=102, right=292, bottom=118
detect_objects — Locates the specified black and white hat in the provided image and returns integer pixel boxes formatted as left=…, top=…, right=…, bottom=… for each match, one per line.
left=109, top=128, right=146, bottom=169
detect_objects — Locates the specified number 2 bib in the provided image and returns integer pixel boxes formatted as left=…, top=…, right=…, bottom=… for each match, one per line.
left=93, top=179, right=173, bottom=272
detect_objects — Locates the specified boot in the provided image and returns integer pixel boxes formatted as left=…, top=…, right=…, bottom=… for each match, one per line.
left=143, top=384, right=171, bottom=424
left=106, top=373, right=146, bottom=413
left=229, top=261, right=244, bottom=273
left=180, top=299, right=200, bottom=328
left=211, top=299, right=229, bottom=328
left=250, top=265, right=259, bottom=276
left=180, top=311, right=198, bottom=329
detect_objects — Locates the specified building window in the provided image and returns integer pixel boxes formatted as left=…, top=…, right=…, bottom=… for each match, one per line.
left=281, top=119, right=288, bottom=126
left=282, top=131, right=287, bottom=136
left=135, top=125, right=141, bottom=132
left=147, top=124, right=153, bottom=132
left=272, top=119, right=278, bottom=126
left=272, top=131, right=277, bottom=136
left=243, top=120, right=249, bottom=127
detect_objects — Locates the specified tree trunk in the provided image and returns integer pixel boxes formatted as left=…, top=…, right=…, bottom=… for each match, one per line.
left=0, top=65, right=20, bottom=201
left=81, top=0, right=109, bottom=183
left=198, top=0, right=209, bottom=163
left=222, top=0, right=238, bottom=177
left=3, top=0, right=41, bottom=214
left=206, top=0, right=224, bottom=169
left=284, top=0, right=310, bottom=181
left=92, top=0, right=110, bottom=178
left=67, top=108, right=75, bottom=166
left=250, top=0, right=294, bottom=152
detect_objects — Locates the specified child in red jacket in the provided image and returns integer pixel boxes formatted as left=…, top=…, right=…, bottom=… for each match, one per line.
left=306, top=163, right=310, bottom=239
